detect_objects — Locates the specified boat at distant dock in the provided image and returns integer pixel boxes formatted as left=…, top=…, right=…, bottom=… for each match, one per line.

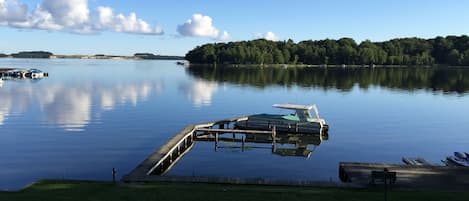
left=235, top=103, right=328, bottom=134
left=0, top=68, right=48, bottom=79
left=176, top=61, right=188, bottom=66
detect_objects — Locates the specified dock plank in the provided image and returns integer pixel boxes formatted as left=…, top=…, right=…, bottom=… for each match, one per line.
left=122, top=125, right=196, bottom=181
left=196, top=128, right=273, bottom=134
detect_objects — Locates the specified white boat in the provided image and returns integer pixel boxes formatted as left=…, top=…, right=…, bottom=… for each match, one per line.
left=25, top=69, right=47, bottom=79
left=0, top=78, right=3, bottom=87
left=235, top=104, right=328, bottom=134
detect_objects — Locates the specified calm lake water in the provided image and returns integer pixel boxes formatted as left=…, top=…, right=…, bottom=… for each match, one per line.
left=1, top=58, right=469, bottom=190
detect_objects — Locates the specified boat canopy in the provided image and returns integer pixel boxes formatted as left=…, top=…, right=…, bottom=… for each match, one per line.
left=272, top=104, right=313, bottom=110
left=272, top=103, right=321, bottom=121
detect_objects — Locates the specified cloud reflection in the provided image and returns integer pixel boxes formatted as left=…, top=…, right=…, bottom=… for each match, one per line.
left=0, top=81, right=163, bottom=131
left=179, top=79, right=218, bottom=107
left=41, top=87, right=92, bottom=131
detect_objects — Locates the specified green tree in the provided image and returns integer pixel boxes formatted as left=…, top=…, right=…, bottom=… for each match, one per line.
left=447, top=49, right=462, bottom=65
left=273, top=49, right=285, bottom=64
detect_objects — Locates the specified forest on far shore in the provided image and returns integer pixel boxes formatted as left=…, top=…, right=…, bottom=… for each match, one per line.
left=185, top=35, right=469, bottom=66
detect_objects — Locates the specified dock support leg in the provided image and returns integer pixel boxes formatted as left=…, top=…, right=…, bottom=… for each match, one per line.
left=242, top=135, right=245, bottom=152
left=271, top=126, right=276, bottom=152
left=214, top=133, right=218, bottom=151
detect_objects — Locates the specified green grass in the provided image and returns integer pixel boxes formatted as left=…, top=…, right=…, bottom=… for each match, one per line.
left=1, top=180, right=468, bottom=201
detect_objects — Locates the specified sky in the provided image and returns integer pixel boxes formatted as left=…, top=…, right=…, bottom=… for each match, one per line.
left=1, top=0, right=469, bottom=56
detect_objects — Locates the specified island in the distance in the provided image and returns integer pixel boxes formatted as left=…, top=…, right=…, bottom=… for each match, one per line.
left=186, top=35, right=469, bottom=67
left=0, top=51, right=185, bottom=61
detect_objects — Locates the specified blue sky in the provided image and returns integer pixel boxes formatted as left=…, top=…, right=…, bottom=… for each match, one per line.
left=1, top=0, right=469, bottom=56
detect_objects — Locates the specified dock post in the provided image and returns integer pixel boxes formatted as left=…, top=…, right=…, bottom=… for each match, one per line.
left=215, top=133, right=218, bottom=151
left=271, top=126, right=276, bottom=152
left=271, top=126, right=276, bottom=140
left=242, top=135, right=245, bottom=152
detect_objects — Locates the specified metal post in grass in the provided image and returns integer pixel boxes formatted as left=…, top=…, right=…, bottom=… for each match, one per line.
left=112, top=168, right=117, bottom=183
left=384, top=168, right=388, bottom=201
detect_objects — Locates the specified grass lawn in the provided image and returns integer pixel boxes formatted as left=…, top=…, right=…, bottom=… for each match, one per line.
left=1, top=180, right=468, bottom=201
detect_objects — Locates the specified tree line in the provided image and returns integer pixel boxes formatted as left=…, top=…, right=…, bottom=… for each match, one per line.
left=185, top=35, right=469, bottom=66
left=10, top=51, right=53, bottom=58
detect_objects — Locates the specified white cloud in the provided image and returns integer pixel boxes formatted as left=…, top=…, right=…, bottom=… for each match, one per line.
left=11, top=5, right=63, bottom=30
left=0, top=0, right=28, bottom=22
left=177, top=14, right=230, bottom=40
left=255, top=31, right=279, bottom=41
left=218, top=30, right=231, bottom=41
left=96, top=6, right=112, bottom=26
left=41, top=0, right=89, bottom=27
left=95, top=6, right=163, bottom=35
left=0, top=0, right=163, bottom=35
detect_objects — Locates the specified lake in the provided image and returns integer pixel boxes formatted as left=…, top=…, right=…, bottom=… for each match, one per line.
left=1, top=58, right=469, bottom=190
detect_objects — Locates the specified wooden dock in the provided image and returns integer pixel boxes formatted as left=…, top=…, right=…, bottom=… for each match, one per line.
left=122, top=115, right=327, bottom=183
left=339, top=162, right=469, bottom=190
left=122, top=116, right=250, bottom=182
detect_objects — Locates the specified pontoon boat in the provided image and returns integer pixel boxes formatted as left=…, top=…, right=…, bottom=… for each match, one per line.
left=235, top=104, right=328, bottom=134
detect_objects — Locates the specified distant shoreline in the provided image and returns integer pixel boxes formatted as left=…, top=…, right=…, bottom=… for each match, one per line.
left=0, top=51, right=185, bottom=61
left=0, top=55, right=185, bottom=61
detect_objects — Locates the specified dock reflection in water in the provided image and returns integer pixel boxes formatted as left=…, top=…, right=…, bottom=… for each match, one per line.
left=196, top=132, right=328, bottom=158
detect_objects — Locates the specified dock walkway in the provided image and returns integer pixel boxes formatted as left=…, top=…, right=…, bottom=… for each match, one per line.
left=122, top=116, right=249, bottom=182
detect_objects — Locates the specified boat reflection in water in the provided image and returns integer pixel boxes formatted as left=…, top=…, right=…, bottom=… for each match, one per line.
left=195, top=131, right=328, bottom=158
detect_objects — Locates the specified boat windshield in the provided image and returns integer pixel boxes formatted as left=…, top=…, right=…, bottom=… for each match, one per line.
left=296, top=109, right=312, bottom=122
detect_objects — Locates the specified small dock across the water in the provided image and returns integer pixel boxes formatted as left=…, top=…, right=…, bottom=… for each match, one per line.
left=339, top=162, right=469, bottom=190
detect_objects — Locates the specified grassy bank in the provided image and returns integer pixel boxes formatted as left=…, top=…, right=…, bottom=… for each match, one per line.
left=1, top=180, right=468, bottom=201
